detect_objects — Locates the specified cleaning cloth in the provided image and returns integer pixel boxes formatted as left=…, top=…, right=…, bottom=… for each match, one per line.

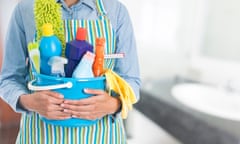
left=104, top=69, right=137, bottom=119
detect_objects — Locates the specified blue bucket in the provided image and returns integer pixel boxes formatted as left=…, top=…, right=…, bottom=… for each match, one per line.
left=28, top=72, right=106, bottom=127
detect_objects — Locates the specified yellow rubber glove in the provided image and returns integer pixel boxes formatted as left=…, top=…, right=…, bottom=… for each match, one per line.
left=104, top=69, right=137, bottom=119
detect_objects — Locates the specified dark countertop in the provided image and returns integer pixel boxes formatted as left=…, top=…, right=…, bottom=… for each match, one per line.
left=135, top=76, right=240, bottom=144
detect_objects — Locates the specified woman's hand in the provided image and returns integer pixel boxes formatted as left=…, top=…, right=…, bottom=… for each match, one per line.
left=61, top=89, right=121, bottom=120
left=19, top=91, right=71, bottom=120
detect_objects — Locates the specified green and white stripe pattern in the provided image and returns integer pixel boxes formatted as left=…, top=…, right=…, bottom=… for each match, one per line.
left=16, top=113, right=126, bottom=144
left=16, top=0, right=126, bottom=143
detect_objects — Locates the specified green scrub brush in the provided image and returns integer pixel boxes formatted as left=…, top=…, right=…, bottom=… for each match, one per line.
left=34, top=0, right=66, bottom=56
left=28, top=42, right=40, bottom=73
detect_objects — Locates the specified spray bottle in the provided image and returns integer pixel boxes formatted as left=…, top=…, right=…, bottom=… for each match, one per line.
left=92, top=38, right=105, bottom=77
left=72, top=51, right=95, bottom=78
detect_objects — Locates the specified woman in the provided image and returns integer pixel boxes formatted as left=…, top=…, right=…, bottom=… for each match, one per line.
left=0, top=0, right=140, bottom=143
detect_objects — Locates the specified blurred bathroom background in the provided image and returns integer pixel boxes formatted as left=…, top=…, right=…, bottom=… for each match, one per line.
left=1, top=0, right=240, bottom=144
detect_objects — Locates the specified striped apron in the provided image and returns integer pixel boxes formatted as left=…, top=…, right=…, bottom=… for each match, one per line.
left=16, top=0, right=127, bottom=143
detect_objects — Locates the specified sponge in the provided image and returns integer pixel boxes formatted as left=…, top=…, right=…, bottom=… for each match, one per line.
left=28, top=42, right=40, bottom=73
left=34, top=0, right=65, bottom=56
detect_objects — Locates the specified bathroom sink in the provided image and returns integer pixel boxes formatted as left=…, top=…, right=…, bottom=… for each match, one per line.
left=171, top=83, right=240, bottom=121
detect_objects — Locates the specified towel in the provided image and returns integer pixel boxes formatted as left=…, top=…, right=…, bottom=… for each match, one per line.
left=104, top=69, right=137, bottom=119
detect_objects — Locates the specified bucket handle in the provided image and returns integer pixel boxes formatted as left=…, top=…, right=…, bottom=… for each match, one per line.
left=28, top=79, right=73, bottom=91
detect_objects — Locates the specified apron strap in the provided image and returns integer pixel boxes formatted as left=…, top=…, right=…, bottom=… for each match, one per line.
left=95, top=0, right=107, bottom=17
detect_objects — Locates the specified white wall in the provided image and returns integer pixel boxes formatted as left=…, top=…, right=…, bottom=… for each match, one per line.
left=0, top=0, right=18, bottom=41
left=202, top=0, right=240, bottom=62
left=179, top=0, right=240, bottom=85
left=0, top=0, right=19, bottom=69
left=120, top=0, right=183, bottom=80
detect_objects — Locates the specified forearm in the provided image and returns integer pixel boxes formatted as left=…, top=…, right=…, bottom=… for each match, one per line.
left=125, top=78, right=141, bottom=101
left=0, top=78, right=30, bottom=113
left=18, top=94, right=33, bottom=112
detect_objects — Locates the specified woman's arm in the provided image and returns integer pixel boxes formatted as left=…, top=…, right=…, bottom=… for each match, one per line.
left=0, top=2, right=71, bottom=120
left=0, top=3, right=30, bottom=113
left=113, top=1, right=141, bottom=101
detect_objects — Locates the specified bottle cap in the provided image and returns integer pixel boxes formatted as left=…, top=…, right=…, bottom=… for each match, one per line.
left=96, top=38, right=105, bottom=46
left=42, top=23, right=54, bottom=36
left=76, top=28, right=86, bottom=41
left=84, top=51, right=95, bottom=61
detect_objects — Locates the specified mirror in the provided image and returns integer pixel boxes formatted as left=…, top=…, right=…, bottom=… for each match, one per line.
left=200, top=0, right=240, bottom=62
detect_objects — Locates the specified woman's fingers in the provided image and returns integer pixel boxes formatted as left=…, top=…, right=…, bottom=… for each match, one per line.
left=42, top=91, right=64, bottom=104
left=48, top=96, right=64, bottom=105
left=63, top=96, right=97, bottom=105
left=41, top=91, right=64, bottom=99
left=84, top=88, right=105, bottom=95
left=30, top=89, right=120, bottom=120
left=40, top=110, right=71, bottom=120
left=62, top=103, right=95, bottom=112
left=29, top=91, right=72, bottom=120
left=63, top=90, right=106, bottom=105
left=47, top=104, right=64, bottom=111
left=37, top=91, right=64, bottom=104
left=71, top=111, right=106, bottom=120
left=62, top=90, right=120, bottom=120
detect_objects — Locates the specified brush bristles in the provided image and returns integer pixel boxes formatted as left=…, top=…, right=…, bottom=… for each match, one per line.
left=34, top=0, right=66, bottom=56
